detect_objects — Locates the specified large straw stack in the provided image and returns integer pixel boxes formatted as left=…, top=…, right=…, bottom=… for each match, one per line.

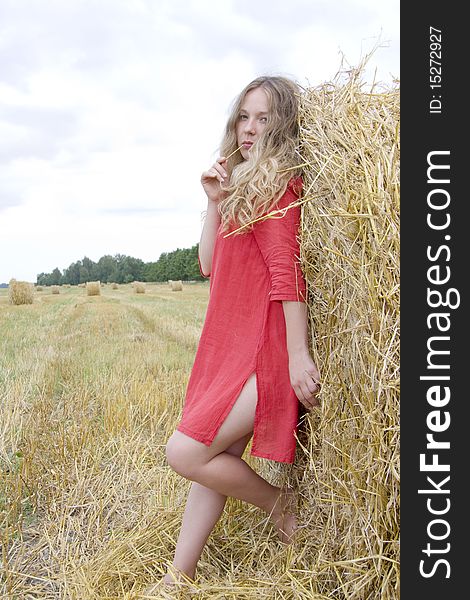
left=134, top=282, right=146, bottom=294
left=86, top=281, right=101, bottom=296
left=292, top=66, right=399, bottom=598
left=8, top=279, right=34, bottom=305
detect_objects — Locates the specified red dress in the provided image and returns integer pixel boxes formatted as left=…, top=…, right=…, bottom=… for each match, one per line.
left=177, top=177, right=306, bottom=463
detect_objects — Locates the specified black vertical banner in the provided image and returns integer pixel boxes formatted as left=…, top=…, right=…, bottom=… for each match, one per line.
left=401, top=4, right=465, bottom=598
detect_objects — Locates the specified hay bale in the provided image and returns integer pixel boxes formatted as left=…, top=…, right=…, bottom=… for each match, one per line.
left=86, top=281, right=101, bottom=296
left=8, top=279, right=34, bottom=305
left=111, top=283, right=119, bottom=290
left=35, top=285, right=43, bottom=292
left=134, top=282, right=145, bottom=294
left=51, top=286, right=60, bottom=295
left=292, top=65, right=399, bottom=597
left=170, top=280, right=183, bottom=291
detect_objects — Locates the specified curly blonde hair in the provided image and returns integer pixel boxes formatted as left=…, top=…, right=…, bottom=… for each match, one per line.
left=218, top=76, right=301, bottom=232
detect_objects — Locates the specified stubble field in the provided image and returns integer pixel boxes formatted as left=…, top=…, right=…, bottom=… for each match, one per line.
left=0, top=283, right=305, bottom=600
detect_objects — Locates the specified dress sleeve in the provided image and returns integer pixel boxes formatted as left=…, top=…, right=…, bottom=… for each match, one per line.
left=252, top=177, right=306, bottom=302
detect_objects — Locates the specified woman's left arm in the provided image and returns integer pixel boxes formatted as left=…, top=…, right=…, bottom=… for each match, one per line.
left=252, top=177, right=321, bottom=409
left=282, top=300, right=321, bottom=409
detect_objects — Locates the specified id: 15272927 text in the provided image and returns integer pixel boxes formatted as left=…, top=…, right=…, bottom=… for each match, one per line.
left=429, top=26, right=442, bottom=114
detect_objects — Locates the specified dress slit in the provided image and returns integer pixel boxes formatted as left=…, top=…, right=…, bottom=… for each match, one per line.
left=208, top=367, right=258, bottom=446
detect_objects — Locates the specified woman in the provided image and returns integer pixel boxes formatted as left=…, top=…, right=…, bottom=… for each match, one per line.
left=147, top=75, right=320, bottom=594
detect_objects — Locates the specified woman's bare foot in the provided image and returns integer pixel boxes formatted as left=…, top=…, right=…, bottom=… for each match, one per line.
left=270, top=488, right=298, bottom=544
left=143, top=579, right=172, bottom=598
left=143, top=567, right=195, bottom=597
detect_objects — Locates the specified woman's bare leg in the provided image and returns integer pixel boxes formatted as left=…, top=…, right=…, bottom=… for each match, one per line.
left=167, top=438, right=296, bottom=548
left=165, top=433, right=252, bottom=582
left=164, top=373, right=296, bottom=578
left=148, top=374, right=296, bottom=594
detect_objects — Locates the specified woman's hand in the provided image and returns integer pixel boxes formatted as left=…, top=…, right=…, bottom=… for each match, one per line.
left=289, top=350, right=321, bottom=410
left=201, top=157, right=228, bottom=202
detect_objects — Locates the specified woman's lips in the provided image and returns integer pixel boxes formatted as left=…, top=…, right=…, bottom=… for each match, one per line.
left=242, top=141, right=253, bottom=148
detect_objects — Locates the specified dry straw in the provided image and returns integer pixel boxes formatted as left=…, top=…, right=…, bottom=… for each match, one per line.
left=291, top=61, right=400, bottom=598
left=135, top=282, right=146, bottom=294
left=171, top=280, right=183, bottom=291
left=224, top=143, right=245, bottom=160
left=111, top=283, right=119, bottom=290
left=8, top=279, right=34, bottom=305
left=51, top=286, right=60, bottom=295
left=86, top=281, right=101, bottom=296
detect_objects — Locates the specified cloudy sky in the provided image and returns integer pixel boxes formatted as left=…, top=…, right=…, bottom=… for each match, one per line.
left=0, top=0, right=399, bottom=283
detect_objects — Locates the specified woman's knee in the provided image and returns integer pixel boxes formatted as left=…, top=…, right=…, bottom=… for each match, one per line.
left=165, top=432, right=202, bottom=479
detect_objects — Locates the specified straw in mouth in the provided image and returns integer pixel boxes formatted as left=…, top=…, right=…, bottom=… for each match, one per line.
left=224, top=144, right=245, bottom=160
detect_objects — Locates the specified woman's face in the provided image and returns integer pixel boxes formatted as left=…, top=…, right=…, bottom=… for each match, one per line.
left=236, top=86, right=269, bottom=160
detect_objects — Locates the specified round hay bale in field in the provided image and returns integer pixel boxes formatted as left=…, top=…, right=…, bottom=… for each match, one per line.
left=171, top=280, right=183, bottom=291
left=51, top=286, right=60, bottom=295
left=86, top=281, right=101, bottom=296
left=111, top=282, right=119, bottom=289
left=289, top=66, right=399, bottom=597
left=35, top=285, right=43, bottom=292
left=134, top=281, right=145, bottom=293
left=8, top=279, right=34, bottom=305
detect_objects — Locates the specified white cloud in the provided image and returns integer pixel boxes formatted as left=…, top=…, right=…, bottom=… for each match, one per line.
left=0, top=0, right=399, bottom=283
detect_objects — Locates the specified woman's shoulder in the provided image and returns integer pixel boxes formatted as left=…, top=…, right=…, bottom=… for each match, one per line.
left=259, top=176, right=302, bottom=221
left=286, top=175, right=303, bottom=198
left=273, top=175, right=302, bottom=209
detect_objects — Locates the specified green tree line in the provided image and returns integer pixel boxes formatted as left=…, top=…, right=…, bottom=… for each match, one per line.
left=36, top=245, right=205, bottom=285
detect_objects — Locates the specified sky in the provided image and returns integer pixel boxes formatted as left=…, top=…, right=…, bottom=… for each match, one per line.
left=0, top=0, right=399, bottom=283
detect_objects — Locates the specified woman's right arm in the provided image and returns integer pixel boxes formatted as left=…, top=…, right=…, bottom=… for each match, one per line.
left=198, top=157, right=227, bottom=276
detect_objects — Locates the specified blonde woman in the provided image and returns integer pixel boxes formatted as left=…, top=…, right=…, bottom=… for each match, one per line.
left=147, top=76, right=321, bottom=593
